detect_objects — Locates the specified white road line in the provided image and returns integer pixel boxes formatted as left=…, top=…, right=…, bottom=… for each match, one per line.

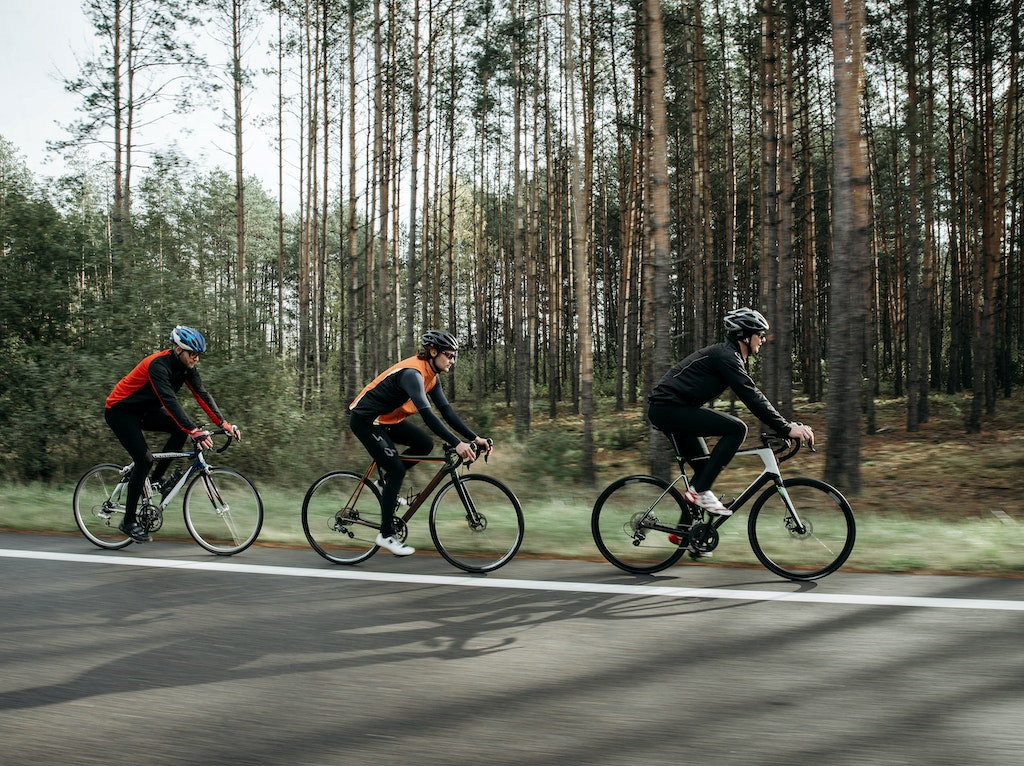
left=3, top=547, right=1023, bottom=611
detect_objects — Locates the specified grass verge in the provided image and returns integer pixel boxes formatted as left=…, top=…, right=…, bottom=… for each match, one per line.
left=4, top=479, right=1023, bottom=577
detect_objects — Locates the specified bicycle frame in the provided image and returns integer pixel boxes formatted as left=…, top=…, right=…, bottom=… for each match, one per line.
left=124, top=434, right=233, bottom=511
left=661, top=436, right=808, bottom=535
left=352, top=450, right=465, bottom=529
left=708, top=443, right=806, bottom=532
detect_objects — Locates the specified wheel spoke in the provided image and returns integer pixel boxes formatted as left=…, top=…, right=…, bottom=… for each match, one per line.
left=748, top=478, right=855, bottom=580
left=302, top=472, right=381, bottom=565
left=430, top=475, right=524, bottom=573
left=184, top=467, right=263, bottom=555
left=591, top=476, right=691, bottom=574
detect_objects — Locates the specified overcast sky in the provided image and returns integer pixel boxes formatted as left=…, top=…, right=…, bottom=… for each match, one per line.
left=0, top=0, right=296, bottom=207
left=1, top=0, right=90, bottom=176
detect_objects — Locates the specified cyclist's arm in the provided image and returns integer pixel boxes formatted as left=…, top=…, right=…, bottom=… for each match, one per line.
left=184, top=370, right=226, bottom=428
left=428, top=385, right=478, bottom=441
left=397, top=370, right=462, bottom=446
left=721, top=353, right=791, bottom=434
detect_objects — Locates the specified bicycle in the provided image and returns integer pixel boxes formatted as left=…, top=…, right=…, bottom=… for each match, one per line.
left=301, top=442, right=524, bottom=573
left=73, top=427, right=264, bottom=555
left=591, top=432, right=855, bottom=580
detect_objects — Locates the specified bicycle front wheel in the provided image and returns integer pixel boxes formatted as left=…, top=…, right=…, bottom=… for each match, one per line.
left=747, top=477, right=856, bottom=580
left=73, top=464, right=133, bottom=550
left=183, top=467, right=264, bottom=555
left=591, top=475, right=690, bottom=574
left=302, top=471, right=382, bottom=565
left=429, top=474, right=524, bottom=573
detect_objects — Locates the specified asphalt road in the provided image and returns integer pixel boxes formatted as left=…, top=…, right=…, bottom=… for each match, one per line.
left=1, top=532, right=1022, bottom=766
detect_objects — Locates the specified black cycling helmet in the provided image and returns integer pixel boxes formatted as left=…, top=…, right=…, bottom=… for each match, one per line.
left=421, top=329, right=458, bottom=352
left=170, top=325, right=208, bottom=354
left=723, top=308, right=770, bottom=339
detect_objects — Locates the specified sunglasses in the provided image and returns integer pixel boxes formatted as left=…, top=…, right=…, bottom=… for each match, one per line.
left=180, top=349, right=201, bottom=360
left=441, top=350, right=456, bottom=360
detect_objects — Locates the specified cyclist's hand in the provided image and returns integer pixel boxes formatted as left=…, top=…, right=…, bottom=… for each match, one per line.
left=455, top=441, right=477, bottom=462
left=788, top=422, right=814, bottom=446
left=222, top=421, right=242, bottom=441
left=189, top=428, right=214, bottom=451
left=473, top=436, right=493, bottom=458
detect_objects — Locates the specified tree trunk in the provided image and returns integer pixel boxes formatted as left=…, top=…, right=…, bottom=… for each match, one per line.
left=825, top=0, right=870, bottom=493
left=643, top=0, right=674, bottom=479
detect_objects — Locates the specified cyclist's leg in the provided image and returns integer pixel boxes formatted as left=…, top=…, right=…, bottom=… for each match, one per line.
left=389, top=420, right=433, bottom=461
left=388, top=421, right=433, bottom=490
left=140, top=409, right=186, bottom=481
left=648, top=404, right=746, bottom=493
left=681, top=409, right=746, bottom=492
left=349, top=412, right=406, bottom=537
left=104, top=407, right=152, bottom=524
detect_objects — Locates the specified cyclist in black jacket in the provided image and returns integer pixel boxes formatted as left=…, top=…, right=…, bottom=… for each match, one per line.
left=648, top=308, right=814, bottom=517
left=104, top=326, right=241, bottom=542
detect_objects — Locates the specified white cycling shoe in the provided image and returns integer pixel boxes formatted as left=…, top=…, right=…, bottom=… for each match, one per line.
left=375, top=533, right=415, bottom=556
left=685, top=488, right=733, bottom=517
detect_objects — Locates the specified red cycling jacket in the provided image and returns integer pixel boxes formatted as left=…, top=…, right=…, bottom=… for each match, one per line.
left=105, top=349, right=224, bottom=434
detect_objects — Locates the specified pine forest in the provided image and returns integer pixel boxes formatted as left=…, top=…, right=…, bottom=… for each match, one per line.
left=0, top=0, right=1021, bottom=496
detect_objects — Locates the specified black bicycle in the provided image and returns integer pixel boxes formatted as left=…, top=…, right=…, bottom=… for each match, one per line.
left=591, top=433, right=855, bottom=580
left=73, top=428, right=263, bottom=555
left=302, top=442, right=524, bottom=573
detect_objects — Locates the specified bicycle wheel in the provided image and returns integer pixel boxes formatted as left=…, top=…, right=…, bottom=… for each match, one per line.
left=183, top=467, right=264, bottom=555
left=429, top=474, right=524, bottom=573
left=73, top=464, right=134, bottom=550
left=591, top=475, right=692, bottom=574
left=747, top=477, right=856, bottom=580
left=302, top=471, right=382, bottom=565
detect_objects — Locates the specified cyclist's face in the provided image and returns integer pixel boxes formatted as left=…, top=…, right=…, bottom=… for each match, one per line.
left=432, top=348, right=456, bottom=372
left=749, top=332, right=766, bottom=355
left=177, top=348, right=200, bottom=368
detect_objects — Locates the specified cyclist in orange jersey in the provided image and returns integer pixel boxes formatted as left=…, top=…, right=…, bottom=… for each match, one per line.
left=349, top=330, right=491, bottom=556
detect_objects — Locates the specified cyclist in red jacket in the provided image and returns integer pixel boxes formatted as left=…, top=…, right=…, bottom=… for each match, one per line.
left=349, top=330, right=491, bottom=556
left=104, top=326, right=241, bottom=542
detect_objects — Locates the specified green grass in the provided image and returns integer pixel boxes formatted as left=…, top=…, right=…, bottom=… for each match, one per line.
left=5, top=479, right=1024, bottom=576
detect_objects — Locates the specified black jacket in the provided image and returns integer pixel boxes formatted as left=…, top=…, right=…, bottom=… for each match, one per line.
left=648, top=338, right=790, bottom=434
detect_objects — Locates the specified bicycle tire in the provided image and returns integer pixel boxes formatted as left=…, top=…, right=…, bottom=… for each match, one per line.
left=747, top=477, right=856, bottom=580
left=182, top=467, right=264, bottom=555
left=591, top=475, right=691, bottom=574
left=429, top=474, right=524, bottom=573
left=73, top=464, right=134, bottom=550
left=302, top=471, right=383, bottom=565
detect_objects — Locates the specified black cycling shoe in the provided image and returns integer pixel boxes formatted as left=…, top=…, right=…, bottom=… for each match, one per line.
left=118, top=520, right=151, bottom=543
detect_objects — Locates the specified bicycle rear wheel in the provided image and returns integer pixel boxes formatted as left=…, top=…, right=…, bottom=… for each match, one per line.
left=747, top=477, right=856, bottom=580
left=302, top=471, right=382, bottom=565
left=183, top=467, right=264, bottom=555
left=73, top=464, right=133, bottom=550
left=591, top=475, right=691, bottom=574
left=429, top=474, right=524, bottom=573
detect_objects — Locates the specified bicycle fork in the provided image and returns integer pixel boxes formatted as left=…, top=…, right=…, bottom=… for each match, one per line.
left=451, top=477, right=486, bottom=530
left=772, top=480, right=808, bottom=535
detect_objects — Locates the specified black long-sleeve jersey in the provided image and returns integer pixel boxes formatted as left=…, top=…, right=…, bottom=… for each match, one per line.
left=648, top=337, right=791, bottom=434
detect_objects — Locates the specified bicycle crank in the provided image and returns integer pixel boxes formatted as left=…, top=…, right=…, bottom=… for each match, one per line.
left=688, top=522, right=719, bottom=554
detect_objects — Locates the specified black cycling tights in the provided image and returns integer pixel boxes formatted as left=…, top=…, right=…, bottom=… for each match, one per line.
left=349, top=413, right=433, bottom=537
left=647, top=404, right=747, bottom=493
left=105, top=407, right=188, bottom=522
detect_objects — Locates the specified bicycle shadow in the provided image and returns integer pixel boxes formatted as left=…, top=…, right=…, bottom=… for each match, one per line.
left=0, top=561, right=821, bottom=712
